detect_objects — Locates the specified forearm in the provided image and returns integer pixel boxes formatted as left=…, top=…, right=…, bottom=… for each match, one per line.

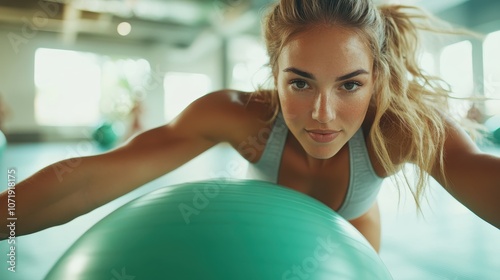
left=0, top=158, right=90, bottom=239
left=435, top=121, right=500, bottom=229
left=442, top=153, right=500, bottom=229
left=0, top=120, right=219, bottom=240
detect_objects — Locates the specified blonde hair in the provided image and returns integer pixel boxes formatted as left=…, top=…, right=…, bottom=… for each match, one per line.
left=258, top=0, right=461, bottom=210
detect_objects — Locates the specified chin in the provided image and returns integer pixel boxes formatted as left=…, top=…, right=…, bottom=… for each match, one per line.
left=292, top=130, right=347, bottom=160
left=304, top=145, right=341, bottom=160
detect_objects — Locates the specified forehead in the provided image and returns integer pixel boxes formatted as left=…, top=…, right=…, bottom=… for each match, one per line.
left=278, top=25, right=372, bottom=74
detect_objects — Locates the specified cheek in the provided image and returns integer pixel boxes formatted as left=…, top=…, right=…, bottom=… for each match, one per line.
left=344, top=104, right=366, bottom=121
left=278, top=92, right=308, bottom=122
left=341, top=94, right=372, bottom=122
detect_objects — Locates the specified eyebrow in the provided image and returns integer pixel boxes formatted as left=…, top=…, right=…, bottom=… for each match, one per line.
left=282, top=67, right=370, bottom=82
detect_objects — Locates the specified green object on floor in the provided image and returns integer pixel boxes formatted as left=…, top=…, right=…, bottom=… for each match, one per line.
left=485, top=115, right=500, bottom=144
left=45, top=179, right=393, bottom=280
left=92, top=122, right=118, bottom=148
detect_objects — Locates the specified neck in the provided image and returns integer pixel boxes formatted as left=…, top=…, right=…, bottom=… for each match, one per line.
left=304, top=155, right=331, bottom=171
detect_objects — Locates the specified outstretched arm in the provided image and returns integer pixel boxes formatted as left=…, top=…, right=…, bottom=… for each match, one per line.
left=0, top=90, right=248, bottom=239
left=432, top=119, right=500, bottom=228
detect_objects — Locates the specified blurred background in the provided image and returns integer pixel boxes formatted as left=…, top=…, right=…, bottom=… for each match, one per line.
left=0, top=0, right=499, bottom=140
left=0, top=0, right=499, bottom=279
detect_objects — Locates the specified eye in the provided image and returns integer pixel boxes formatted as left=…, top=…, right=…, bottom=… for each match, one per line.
left=341, top=81, right=362, bottom=92
left=290, top=80, right=310, bottom=91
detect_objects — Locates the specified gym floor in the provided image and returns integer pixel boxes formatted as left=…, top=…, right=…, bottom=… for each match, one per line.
left=0, top=140, right=499, bottom=280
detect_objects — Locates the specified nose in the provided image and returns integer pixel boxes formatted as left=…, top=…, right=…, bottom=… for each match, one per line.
left=312, top=92, right=335, bottom=124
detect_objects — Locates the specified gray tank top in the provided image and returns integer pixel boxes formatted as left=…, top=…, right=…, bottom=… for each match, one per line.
left=246, top=112, right=384, bottom=220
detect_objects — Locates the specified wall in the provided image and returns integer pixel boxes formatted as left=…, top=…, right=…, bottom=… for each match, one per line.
left=1, top=0, right=499, bottom=142
left=0, top=27, right=224, bottom=141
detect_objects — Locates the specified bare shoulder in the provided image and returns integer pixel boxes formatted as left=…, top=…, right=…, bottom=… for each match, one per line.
left=364, top=105, right=484, bottom=177
left=441, top=117, right=480, bottom=154
left=170, top=89, right=274, bottom=145
left=91, top=89, right=273, bottom=193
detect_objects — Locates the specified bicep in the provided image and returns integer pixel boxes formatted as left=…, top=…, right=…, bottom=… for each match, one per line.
left=84, top=90, right=254, bottom=208
left=433, top=120, right=487, bottom=189
left=84, top=96, right=227, bottom=208
left=432, top=120, right=500, bottom=227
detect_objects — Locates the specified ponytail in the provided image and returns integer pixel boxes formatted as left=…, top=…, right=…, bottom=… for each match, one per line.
left=371, top=5, right=455, bottom=209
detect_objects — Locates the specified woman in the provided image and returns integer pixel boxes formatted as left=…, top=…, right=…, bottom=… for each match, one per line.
left=1, top=0, right=499, bottom=252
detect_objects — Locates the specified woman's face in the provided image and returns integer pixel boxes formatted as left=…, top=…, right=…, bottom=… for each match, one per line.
left=277, top=25, right=374, bottom=159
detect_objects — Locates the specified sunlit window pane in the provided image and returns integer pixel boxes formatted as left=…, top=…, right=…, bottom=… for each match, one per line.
left=163, top=72, right=212, bottom=121
left=35, top=48, right=151, bottom=127
left=440, top=40, right=474, bottom=97
left=419, top=52, right=436, bottom=75
left=228, top=36, right=270, bottom=91
left=100, top=58, right=151, bottom=121
left=483, top=31, right=500, bottom=116
left=34, top=48, right=101, bottom=126
left=440, top=40, right=474, bottom=116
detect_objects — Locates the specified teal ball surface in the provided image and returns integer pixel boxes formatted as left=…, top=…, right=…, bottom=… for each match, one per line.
left=485, top=115, right=500, bottom=143
left=45, top=179, right=392, bottom=280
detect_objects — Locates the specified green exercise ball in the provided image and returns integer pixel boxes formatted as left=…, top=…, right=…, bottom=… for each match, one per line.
left=45, top=179, right=393, bottom=280
left=92, top=122, right=118, bottom=148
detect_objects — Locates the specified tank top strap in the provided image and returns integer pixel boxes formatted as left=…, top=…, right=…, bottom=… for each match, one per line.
left=246, top=112, right=288, bottom=182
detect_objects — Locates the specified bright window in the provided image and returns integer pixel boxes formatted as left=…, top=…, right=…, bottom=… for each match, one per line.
left=419, top=52, right=436, bottom=75
left=99, top=58, right=151, bottom=121
left=440, top=40, right=474, bottom=97
left=34, top=48, right=151, bottom=126
left=163, top=72, right=212, bottom=121
left=440, top=40, right=474, bottom=116
left=483, top=31, right=500, bottom=115
left=228, top=35, right=270, bottom=91
left=34, top=48, right=102, bottom=126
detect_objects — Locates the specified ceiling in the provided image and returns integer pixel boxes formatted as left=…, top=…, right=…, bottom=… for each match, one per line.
left=0, top=0, right=470, bottom=48
left=0, top=0, right=272, bottom=47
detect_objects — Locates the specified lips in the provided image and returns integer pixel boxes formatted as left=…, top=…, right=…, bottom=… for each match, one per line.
left=305, top=129, right=341, bottom=143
